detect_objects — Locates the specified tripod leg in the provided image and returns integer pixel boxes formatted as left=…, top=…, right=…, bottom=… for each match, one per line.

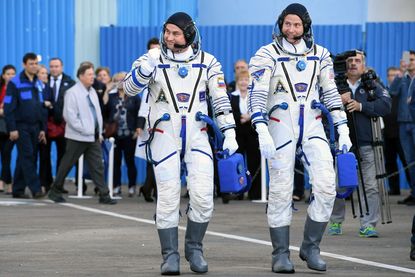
left=355, top=184, right=364, bottom=218
left=350, top=192, right=357, bottom=218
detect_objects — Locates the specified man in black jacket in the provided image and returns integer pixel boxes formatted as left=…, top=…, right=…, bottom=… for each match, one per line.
left=39, top=58, right=75, bottom=193
left=329, top=51, right=391, bottom=238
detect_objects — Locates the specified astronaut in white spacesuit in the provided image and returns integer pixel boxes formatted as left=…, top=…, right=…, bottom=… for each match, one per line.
left=123, top=12, right=238, bottom=275
left=248, top=3, right=352, bottom=273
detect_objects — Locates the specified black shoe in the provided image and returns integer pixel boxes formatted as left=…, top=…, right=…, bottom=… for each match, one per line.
left=222, top=194, right=230, bottom=204
left=48, top=190, right=66, bottom=203
left=33, top=192, right=46, bottom=199
left=139, top=187, right=154, bottom=202
left=12, top=194, right=30, bottom=199
left=398, top=195, right=415, bottom=205
left=99, top=195, right=117, bottom=205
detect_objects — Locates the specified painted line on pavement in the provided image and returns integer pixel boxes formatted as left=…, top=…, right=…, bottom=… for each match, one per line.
left=60, top=202, right=415, bottom=274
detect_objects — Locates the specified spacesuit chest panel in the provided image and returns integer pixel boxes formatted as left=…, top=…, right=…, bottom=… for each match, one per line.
left=152, top=53, right=208, bottom=116
left=267, top=45, right=322, bottom=142
left=267, top=44, right=320, bottom=106
left=270, top=56, right=320, bottom=105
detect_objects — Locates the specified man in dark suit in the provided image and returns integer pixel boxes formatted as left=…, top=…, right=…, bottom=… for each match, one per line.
left=39, top=57, right=75, bottom=193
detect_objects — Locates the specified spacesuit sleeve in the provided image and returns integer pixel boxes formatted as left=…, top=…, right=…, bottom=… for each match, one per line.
left=137, top=86, right=150, bottom=128
left=247, top=45, right=275, bottom=126
left=318, top=47, right=348, bottom=126
left=123, top=54, right=153, bottom=97
left=206, top=55, right=236, bottom=132
left=319, top=48, right=344, bottom=111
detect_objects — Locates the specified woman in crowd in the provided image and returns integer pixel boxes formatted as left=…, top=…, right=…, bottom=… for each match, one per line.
left=229, top=69, right=261, bottom=200
left=105, top=73, right=140, bottom=197
left=0, top=65, right=16, bottom=194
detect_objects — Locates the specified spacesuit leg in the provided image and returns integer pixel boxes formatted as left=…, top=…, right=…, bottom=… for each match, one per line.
left=153, top=148, right=181, bottom=275
left=299, top=137, right=336, bottom=271
left=185, top=143, right=214, bottom=273
left=267, top=141, right=296, bottom=228
left=266, top=137, right=296, bottom=273
left=154, top=152, right=182, bottom=229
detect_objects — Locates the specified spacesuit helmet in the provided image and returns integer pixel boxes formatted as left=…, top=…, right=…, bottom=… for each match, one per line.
left=272, top=3, right=314, bottom=55
left=160, top=12, right=201, bottom=62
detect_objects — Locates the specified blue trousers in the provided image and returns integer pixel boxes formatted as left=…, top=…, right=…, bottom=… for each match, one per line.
left=13, top=124, right=41, bottom=195
left=399, top=123, right=415, bottom=197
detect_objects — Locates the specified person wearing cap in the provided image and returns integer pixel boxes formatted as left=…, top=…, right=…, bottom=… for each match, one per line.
left=248, top=3, right=352, bottom=273
left=124, top=12, right=238, bottom=275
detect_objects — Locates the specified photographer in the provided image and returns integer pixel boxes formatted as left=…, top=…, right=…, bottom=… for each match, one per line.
left=329, top=51, right=391, bottom=237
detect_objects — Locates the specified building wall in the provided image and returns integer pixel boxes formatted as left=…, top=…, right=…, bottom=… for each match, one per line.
left=74, top=0, right=116, bottom=76
left=117, top=0, right=198, bottom=27
left=368, top=0, right=415, bottom=22
left=197, top=0, right=367, bottom=26
left=0, top=0, right=75, bottom=74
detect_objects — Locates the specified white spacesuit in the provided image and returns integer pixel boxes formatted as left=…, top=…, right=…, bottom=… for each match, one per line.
left=248, top=3, right=352, bottom=274
left=124, top=12, right=238, bottom=275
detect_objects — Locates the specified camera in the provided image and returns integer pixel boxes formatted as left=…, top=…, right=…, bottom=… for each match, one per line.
left=332, top=50, right=357, bottom=94
left=361, top=69, right=377, bottom=91
left=361, top=69, right=378, bottom=101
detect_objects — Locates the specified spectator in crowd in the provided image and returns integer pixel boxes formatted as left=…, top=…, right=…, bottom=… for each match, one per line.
left=4, top=52, right=47, bottom=199
left=47, top=63, right=116, bottom=205
left=229, top=69, right=261, bottom=200
left=110, top=72, right=127, bottom=92
left=390, top=50, right=415, bottom=205
left=137, top=37, right=161, bottom=203
left=147, top=37, right=160, bottom=51
left=36, top=64, right=49, bottom=83
left=383, top=66, right=410, bottom=195
left=105, top=73, right=140, bottom=197
left=124, top=12, right=238, bottom=274
left=75, top=61, right=106, bottom=194
left=329, top=51, right=391, bottom=237
left=79, top=61, right=107, bottom=118
left=39, top=58, right=75, bottom=193
left=96, top=66, right=113, bottom=106
left=248, top=4, right=352, bottom=272
left=226, top=59, right=248, bottom=93
left=0, top=64, right=16, bottom=194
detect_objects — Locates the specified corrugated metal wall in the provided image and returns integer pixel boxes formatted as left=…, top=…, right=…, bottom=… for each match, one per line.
left=100, top=24, right=364, bottom=81
left=366, top=22, right=415, bottom=82
left=101, top=22, right=415, bottom=84
left=117, top=0, right=198, bottom=27
left=314, top=25, right=363, bottom=55
left=100, top=26, right=160, bottom=72
left=0, top=0, right=75, bottom=75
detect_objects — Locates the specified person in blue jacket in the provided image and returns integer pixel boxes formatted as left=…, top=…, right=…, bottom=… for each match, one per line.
left=4, top=52, right=47, bottom=199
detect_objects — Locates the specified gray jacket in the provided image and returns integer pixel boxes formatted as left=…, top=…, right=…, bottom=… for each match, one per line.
left=63, top=82, right=103, bottom=142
